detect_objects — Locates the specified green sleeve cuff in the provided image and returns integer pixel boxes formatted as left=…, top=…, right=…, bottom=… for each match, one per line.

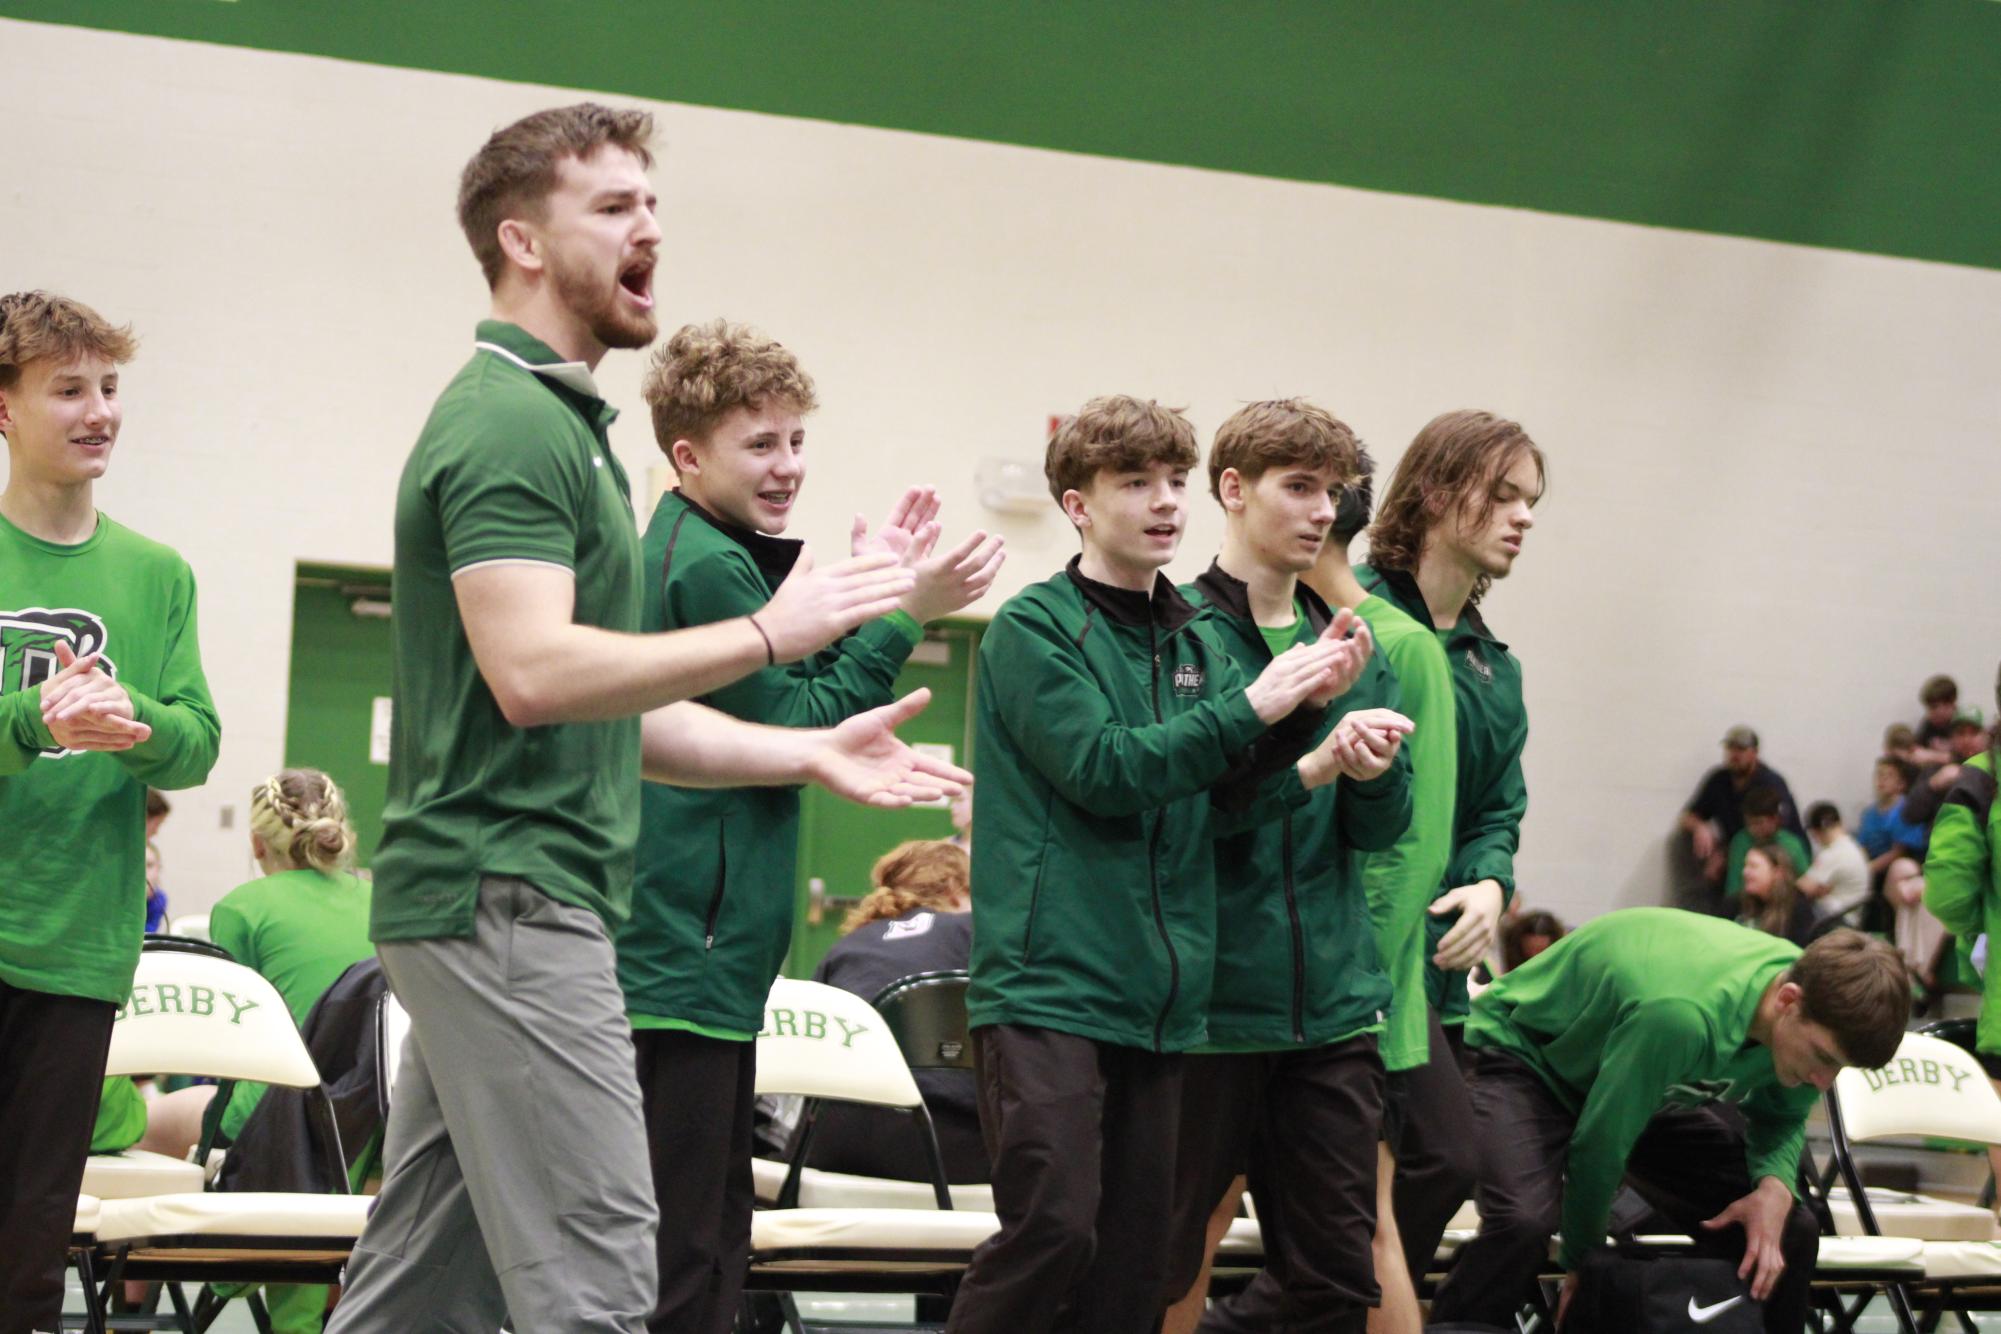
left=881, top=608, right=925, bottom=646
left=1220, top=690, right=1268, bottom=751
left=9, top=686, right=56, bottom=751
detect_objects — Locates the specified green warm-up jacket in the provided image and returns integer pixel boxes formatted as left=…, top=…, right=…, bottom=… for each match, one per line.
left=1184, top=565, right=1408, bottom=1047
left=616, top=491, right=919, bottom=1033
left=1925, top=750, right=2001, bottom=1055
left=967, top=560, right=1320, bottom=1052
left=1359, top=565, right=1527, bottom=1021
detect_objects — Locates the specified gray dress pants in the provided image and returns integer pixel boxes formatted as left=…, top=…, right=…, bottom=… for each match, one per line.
left=326, top=877, right=657, bottom=1333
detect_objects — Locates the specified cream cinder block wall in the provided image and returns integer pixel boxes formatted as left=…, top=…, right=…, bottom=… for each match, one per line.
left=6, top=20, right=1999, bottom=924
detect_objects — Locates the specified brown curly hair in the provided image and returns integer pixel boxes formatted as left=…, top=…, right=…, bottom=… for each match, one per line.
left=841, top=840, right=971, bottom=934
left=1044, top=395, right=1198, bottom=507
left=0, top=291, right=136, bottom=391
left=1366, top=409, right=1544, bottom=605
left=1207, top=398, right=1364, bottom=501
left=642, top=319, right=818, bottom=462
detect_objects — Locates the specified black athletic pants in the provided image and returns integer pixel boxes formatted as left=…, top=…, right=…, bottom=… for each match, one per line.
left=945, top=1024, right=1181, bottom=1334
left=1201, top=1008, right=1478, bottom=1331
left=1429, top=1048, right=1819, bottom=1334
left=633, top=1027, right=757, bottom=1334
left=0, top=979, right=116, bottom=1334
left=1166, top=1037, right=1384, bottom=1333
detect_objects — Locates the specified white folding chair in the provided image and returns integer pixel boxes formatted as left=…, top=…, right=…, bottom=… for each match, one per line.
left=81, top=940, right=370, bottom=1332
left=163, top=913, right=210, bottom=943
left=1821, top=1030, right=2001, bottom=1333
left=746, top=978, right=1000, bottom=1323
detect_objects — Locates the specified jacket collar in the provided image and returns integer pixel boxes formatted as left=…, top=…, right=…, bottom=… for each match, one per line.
left=1360, top=563, right=1506, bottom=650
left=1064, top=556, right=1201, bottom=634
left=1191, top=560, right=1334, bottom=636
left=670, top=490, right=804, bottom=589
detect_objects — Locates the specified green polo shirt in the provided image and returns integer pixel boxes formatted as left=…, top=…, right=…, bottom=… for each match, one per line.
left=370, top=322, right=643, bottom=942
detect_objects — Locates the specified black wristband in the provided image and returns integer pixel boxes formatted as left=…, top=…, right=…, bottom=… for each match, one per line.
left=747, top=614, right=776, bottom=665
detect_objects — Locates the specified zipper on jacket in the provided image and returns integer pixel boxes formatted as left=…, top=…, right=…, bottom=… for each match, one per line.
left=703, top=825, right=728, bottom=949
left=1282, top=812, right=1306, bottom=1044
left=1147, top=635, right=1180, bottom=1054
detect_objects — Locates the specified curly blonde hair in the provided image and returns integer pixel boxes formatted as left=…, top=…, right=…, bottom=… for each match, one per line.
left=249, top=768, right=358, bottom=876
left=641, top=319, right=818, bottom=462
left=841, top=840, right=971, bottom=935
left=0, top=291, right=136, bottom=391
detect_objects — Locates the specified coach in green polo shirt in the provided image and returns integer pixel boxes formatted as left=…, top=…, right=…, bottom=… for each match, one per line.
left=326, top=105, right=967, bottom=1334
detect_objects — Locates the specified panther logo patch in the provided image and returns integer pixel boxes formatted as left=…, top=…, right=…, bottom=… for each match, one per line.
left=1172, top=663, right=1205, bottom=697
left=0, top=608, right=114, bottom=758
left=1464, top=646, right=1494, bottom=685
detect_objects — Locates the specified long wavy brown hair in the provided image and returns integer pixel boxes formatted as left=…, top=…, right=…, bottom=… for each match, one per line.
left=1365, top=410, right=1544, bottom=606
left=1741, top=844, right=1801, bottom=940
left=841, top=840, right=971, bottom=934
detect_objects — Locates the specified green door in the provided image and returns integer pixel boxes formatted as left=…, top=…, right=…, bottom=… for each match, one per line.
left=786, top=619, right=982, bottom=977
left=283, top=564, right=394, bottom=864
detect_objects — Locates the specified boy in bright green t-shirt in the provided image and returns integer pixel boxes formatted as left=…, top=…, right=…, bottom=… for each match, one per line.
left=1431, top=910, right=1909, bottom=1333
left=0, top=291, right=220, bottom=1329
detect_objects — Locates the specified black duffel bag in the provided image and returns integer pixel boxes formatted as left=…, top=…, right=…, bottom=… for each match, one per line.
left=1566, top=1250, right=1762, bottom=1334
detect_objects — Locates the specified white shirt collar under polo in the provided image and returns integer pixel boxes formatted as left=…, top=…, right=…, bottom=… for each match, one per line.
left=474, top=340, right=601, bottom=400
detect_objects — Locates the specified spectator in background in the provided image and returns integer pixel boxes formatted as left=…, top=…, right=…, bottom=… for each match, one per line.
left=1499, top=909, right=1566, bottom=973
left=1859, top=758, right=1928, bottom=872
left=1906, top=709, right=1994, bottom=830
left=208, top=767, right=375, bottom=1333
left=1681, top=726, right=1804, bottom=889
left=1916, top=675, right=1960, bottom=759
left=1885, top=856, right=1942, bottom=980
left=1724, top=786, right=1814, bottom=907
left=948, top=786, right=972, bottom=852
left=808, top=840, right=985, bottom=1184
left=145, top=787, right=170, bottom=840
left=1800, top=802, right=1872, bottom=924
left=1737, top=845, right=1818, bottom=948
left=143, top=840, right=167, bottom=934
left=1883, top=723, right=1921, bottom=770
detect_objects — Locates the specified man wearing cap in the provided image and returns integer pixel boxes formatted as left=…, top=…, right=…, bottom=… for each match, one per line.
left=1681, top=727, right=1806, bottom=896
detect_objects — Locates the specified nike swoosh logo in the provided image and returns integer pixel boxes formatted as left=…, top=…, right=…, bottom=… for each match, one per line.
left=1689, top=1294, right=1747, bottom=1323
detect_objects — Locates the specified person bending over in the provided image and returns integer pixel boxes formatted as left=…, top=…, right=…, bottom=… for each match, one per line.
left=1428, top=910, right=1909, bottom=1334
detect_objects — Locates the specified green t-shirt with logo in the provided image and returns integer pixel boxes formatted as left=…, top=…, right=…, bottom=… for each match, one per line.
left=1357, top=593, right=1458, bottom=1072
left=0, top=511, right=221, bottom=1003
left=211, top=867, right=376, bottom=1138
left=370, top=323, right=643, bottom=942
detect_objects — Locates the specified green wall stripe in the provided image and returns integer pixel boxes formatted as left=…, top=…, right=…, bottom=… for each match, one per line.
left=7, top=1, right=1999, bottom=271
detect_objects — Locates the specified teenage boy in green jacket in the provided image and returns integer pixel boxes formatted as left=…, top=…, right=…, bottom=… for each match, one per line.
left=1160, top=399, right=1413, bottom=1333
left=617, top=319, right=1004, bottom=1333
left=1203, top=442, right=1474, bottom=1334
left=947, top=395, right=1404, bottom=1334
left=0, top=291, right=220, bottom=1329
left=1428, top=910, right=1910, bottom=1333
left=1923, top=662, right=2001, bottom=1185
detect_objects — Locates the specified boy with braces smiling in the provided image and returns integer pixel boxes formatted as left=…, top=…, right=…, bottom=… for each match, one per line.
left=616, top=317, right=1003, bottom=1332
